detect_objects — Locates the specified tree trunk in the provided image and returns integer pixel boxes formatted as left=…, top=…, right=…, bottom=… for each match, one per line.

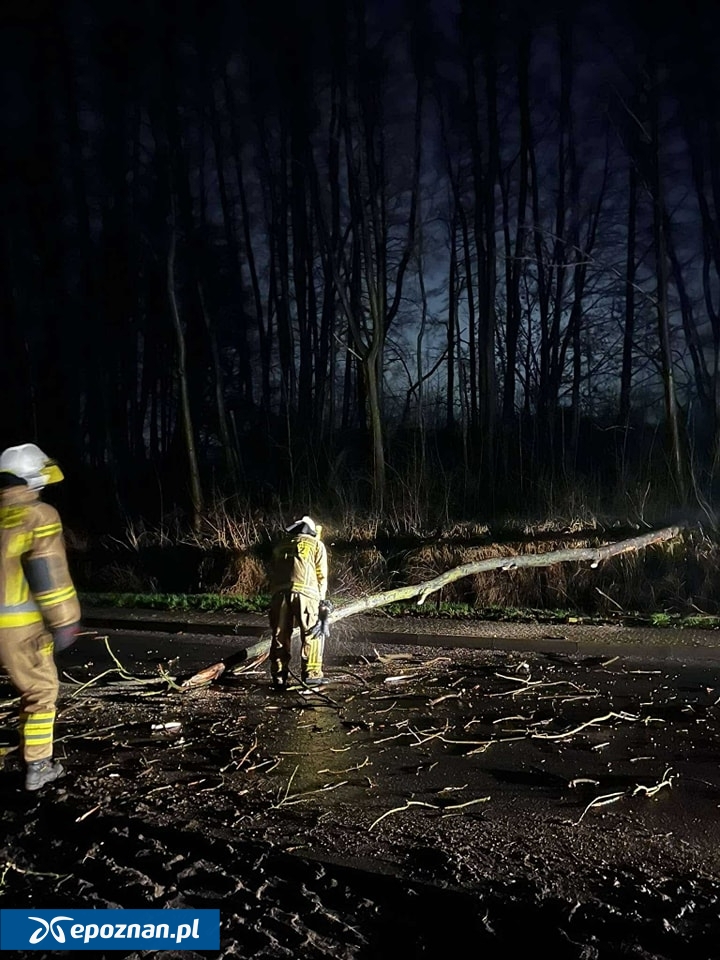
left=167, top=223, right=204, bottom=531
left=181, top=525, right=683, bottom=688
left=649, top=61, right=687, bottom=503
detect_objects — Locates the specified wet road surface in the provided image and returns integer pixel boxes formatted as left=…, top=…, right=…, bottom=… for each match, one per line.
left=1, top=618, right=720, bottom=958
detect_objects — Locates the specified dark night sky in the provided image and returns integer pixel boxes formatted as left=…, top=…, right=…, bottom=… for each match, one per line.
left=0, top=0, right=717, bottom=523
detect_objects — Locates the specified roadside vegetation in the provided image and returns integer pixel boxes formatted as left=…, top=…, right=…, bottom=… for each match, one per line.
left=70, top=502, right=720, bottom=628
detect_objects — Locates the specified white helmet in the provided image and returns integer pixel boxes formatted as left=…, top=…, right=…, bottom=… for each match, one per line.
left=0, top=443, right=64, bottom=490
left=286, top=514, right=317, bottom=536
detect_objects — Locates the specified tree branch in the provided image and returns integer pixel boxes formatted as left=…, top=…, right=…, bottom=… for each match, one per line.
left=180, top=525, right=683, bottom=689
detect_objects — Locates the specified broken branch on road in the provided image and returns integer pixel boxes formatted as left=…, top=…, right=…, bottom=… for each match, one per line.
left=181, top=525, right=683, bottom=689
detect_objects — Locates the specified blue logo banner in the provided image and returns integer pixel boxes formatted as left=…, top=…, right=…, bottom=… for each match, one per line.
left=0, top=909, right=220, bottom=951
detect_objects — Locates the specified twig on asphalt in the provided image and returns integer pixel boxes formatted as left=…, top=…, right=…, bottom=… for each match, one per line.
left=408, top=722, right=450, bottom=745
left=441, top=796, right=491, bottom=811
left=0, top=861, right=72, bottom=888
left=466, top=736, right=526, bottom=755
left=276, top=764, right=299, bottom=806
left=55, top=722, right=127, bottom=744
left=490, top=676, right=590, bottom=698
left=60, top=672, right=84, bottom=685
left=405, top=728, right=526, bottom=754
left=373, top=731, right=414, bottom=744
left=318, top=756, right=370, bottom=775
left=67, top=639, right=179, bottom=697
left=490, top=714, right=532, bottom=725
left=221, top=737, right=259, bottom=773
left=236, top=737, right=259, bottom=768
left=577, top=768, right=676, bottom=823
left=577, top=790, right=626, bottom=823
left=368, top=795, right=491, bottom=831
left=541, top=694, right=599, bottom=702
left=531, top=711, right=640, bottom=741
left=146, top=784, right=173, bottom=796
left=368, top=800, right=437, bottom=829
left=68, top=668, right=123, bottom=698
left=430, top=693, right=463, bottom=707
left=632, top=767, right=675, bottom=797
left=272, top=780, right=349, bottom=807
left=246, top=758, right=279, bottom=773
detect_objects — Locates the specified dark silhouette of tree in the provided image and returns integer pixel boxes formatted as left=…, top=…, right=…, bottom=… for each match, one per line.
left=0, top=0, right=717, bottom=527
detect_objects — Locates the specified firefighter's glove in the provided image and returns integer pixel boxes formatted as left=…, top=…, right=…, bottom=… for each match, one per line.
left=53, top=623, right=80, bottom=653
left=310, top=618, right=331, bottom=641
left=310, top=600, right=332, bottom=641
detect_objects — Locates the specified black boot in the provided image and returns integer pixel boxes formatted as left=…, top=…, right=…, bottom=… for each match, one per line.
left=25, top=758, right=64, bottom=791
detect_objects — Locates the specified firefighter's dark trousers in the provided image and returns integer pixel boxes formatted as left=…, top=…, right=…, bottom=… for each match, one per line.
left=269, top=591, right=322, bottom=682
left=0, top=623, right=58, bottom=762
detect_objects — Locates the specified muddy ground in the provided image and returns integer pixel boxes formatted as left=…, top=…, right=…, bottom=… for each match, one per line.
left=1, top=622, right=720, bottom=959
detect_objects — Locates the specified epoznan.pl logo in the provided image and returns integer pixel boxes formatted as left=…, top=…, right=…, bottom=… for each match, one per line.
left=28, top=916, right=74, bottom=944
left=0, top=909, right=220, bottom=951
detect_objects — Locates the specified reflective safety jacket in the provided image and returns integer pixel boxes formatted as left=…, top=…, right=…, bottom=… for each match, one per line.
left=270, top=531, right=328, bottom=602
left=0, top=486, right=80, bottom=631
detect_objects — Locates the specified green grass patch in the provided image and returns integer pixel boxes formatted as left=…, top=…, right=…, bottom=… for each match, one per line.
left=646, top=611, right=720, bottom=630
left=80, top=591, right=271, bottom=614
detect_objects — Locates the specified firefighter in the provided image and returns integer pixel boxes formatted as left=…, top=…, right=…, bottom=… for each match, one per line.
left=0, top=443, right=81, bottom=791
left=268, top=515, right=331, bottom=689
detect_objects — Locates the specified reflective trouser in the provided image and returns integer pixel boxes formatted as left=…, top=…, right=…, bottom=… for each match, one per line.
left=0, top=623, right=58, bottom=762
left=269, top=591, right=322, bottom=681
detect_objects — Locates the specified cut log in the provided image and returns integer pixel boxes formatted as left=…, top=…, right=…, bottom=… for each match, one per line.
left=179, top=525, right=682, bottom=689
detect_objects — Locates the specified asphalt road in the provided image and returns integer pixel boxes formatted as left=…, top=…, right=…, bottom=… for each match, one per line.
left=2, top=615, right=720, bottom=958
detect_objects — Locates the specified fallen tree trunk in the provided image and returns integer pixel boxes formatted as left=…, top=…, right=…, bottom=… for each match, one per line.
left=180, top=525, right=683, bottom=689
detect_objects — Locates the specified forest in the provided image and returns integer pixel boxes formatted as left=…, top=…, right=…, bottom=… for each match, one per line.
left=1, top=0, right=718, bottom=534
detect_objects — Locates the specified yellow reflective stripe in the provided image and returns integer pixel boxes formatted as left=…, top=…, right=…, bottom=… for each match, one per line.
left=5, top=531, right=32, bottom=557
left=6, top=570, right=29, bottom=607
left=0, top=518, right=22, bottom=529
left=35, top=585, right=77, bottom=606
left=305, top=635, right=323, bottom=670
left=20, top=712, right=55, bottom=745
left=33, top=522, right=62, bottom=539
left=0, top=506, right=28, bottom=528
left=291, top=584, right=321, bottom=600
left=4, top=531, right=33, bottom=605
left=23, top=731, right=54, bottom=744
left=0, top=611, right=43, bottom=627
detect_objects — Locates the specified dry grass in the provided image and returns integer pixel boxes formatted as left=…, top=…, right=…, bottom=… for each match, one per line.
left=219, top=551, right=269, bottom=596
left=91, top=562, right=153, bottom=593
left=391, top=536, right=717, bottom=614
left=70, top=499, right=720, bottom=616
left=400, top=540, right=592, bottom=607
left=331, top=547, right=388, bottom=600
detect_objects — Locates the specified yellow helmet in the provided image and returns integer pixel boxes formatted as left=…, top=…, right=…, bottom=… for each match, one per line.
left=0, top=443, right=64, bottom=490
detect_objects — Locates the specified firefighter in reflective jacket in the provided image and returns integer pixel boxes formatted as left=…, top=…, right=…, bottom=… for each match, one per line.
left=268, top=515, right=329, bottom=689
left=0, top=443, right=81, bottom=790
